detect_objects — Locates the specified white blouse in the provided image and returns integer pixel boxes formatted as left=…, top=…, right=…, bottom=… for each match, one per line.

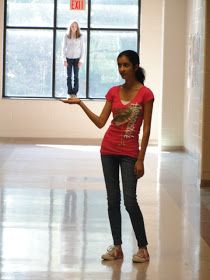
left=62, top=34, right=85, bottom=63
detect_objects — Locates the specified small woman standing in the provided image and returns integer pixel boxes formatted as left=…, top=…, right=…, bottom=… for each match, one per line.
left=61, top=50, right=154, bottom=263
left=62, top=20, right=85, bottom=98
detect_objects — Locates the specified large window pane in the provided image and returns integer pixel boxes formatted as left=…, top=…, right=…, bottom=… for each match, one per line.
left=55, top=30, right=87, bottom=98
left=89, top=31, right=137, bottom=98
left=7, top=0, right=54, bottom=27
left=4, top=0, right=140, bottom=99
left=91, top=0, right=138, bottom=28
left=5, top=29, right=53, bottom=97
left=57, top=0, right=88, bottom=28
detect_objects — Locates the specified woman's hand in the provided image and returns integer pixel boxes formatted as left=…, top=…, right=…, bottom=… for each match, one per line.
left=134, top=159, right=144, bottom=179
left=64, top=61, right=68, bottom=67
left=60, top=98, right=81, bottom=105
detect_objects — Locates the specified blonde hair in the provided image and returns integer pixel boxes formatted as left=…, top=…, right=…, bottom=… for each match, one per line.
left=67, top=21, right=82, bottom=39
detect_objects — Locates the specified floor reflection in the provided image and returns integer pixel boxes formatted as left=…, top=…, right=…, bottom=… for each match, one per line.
left=0, top=186, right=141, bottom=278
left=101, top=259, right=124, bottom=280
left=0, top=144, right=209, bottom=279
left=101, top=260, right=149, bottom=280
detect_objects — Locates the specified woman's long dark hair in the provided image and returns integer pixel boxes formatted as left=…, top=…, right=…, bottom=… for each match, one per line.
left=117, top=50, right=145, bottom=84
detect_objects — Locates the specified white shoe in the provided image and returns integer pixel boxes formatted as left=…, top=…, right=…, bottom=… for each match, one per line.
left=132, top=248, right=150, bottom=263
left=101, top=245, right=123, bottom=261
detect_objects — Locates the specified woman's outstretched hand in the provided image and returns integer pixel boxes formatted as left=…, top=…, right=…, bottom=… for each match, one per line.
left=60, top=98, right=81, bottom=105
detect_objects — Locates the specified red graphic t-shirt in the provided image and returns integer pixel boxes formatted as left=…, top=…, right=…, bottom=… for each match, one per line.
left=100, top=85, right=154, bottom=158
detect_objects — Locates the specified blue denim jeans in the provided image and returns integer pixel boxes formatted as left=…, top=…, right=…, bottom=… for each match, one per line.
left=66, top=58, right=79, bottom=95
left=101, top=154, right=148, bottom=248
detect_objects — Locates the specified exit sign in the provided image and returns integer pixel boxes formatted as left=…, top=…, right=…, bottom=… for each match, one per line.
left=70, top=0, right=85, bottom=10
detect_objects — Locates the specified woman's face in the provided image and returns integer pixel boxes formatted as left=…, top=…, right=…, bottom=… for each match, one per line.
left=117, top=55, right=137, bottom=80
left=70, top=22, right=78, bottom=33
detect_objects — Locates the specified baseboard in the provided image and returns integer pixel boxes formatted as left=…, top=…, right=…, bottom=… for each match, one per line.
left=0, top=137, right=102, bottom=145
left=0, top=137, right=185, bottom=151
left=200, top=180, right=210, bottom=188
left=159, top=145, right=185, bottom=151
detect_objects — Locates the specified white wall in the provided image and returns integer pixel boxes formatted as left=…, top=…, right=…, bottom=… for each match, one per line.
left=0, top=98, right=107, bottom=140
left=140, top=0, right=163, bottom=147
left=160, top=0, right=187, bottom=149
left=0, top=0, right=3, bottom=103
left=201, top=0, right=210, bottom=184
left=184, top=0, right=205, bottom=157
left=183, top=0, right=210, bottom=185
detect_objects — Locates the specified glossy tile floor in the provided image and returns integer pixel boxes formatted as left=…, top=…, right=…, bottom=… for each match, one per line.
left=0, top=143, right=210, bottom=280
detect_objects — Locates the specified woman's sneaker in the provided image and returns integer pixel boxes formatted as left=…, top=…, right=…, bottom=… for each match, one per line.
left=132, top=248, right=150, bottom=263
left=101, top=245, right=123, bottom=261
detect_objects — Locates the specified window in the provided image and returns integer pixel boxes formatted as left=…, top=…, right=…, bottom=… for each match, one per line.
left=3, top=0, right=140, bottom=99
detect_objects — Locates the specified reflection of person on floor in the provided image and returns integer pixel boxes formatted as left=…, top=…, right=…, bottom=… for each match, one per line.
left=62, top=20, right=85, bottom=98
left=133, top=262, right=149, bottom=280
left=60, top=190, right=77, bottom=265
left=102, top=260, right=148, bottom=280
left=62, top=190, right=77, bottom=224
left=60, top=50, right=154, bottom=263
left=101, top=259, right=123, bottom=280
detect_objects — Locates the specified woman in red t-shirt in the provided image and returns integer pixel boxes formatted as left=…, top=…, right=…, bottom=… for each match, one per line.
left=61, top=50, right=154, bottom=263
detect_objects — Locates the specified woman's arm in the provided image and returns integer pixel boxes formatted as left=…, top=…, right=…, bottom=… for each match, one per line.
left=138, top=100, right=154, bottom=161
left=134, top=100, right=154, bottom=178
left=61, top=98, right=112, bottom=129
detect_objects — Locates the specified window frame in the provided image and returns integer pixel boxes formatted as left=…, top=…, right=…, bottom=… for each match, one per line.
left=2, top=0, right=141, bottom=99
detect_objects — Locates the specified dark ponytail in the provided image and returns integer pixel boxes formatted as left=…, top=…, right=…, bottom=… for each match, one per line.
left=136, top=66, right=145, bottom=84
left=117, top=50, right=145, bottom=84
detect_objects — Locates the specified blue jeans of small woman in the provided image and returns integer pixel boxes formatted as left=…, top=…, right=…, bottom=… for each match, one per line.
left=101, top=154, right=148, bottom=248
left=66, top=58, right=79, bottom=95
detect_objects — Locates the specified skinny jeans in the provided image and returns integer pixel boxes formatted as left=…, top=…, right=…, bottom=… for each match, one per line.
left=101, top=154, right=148, bottom=248
left=66, top=58, right=79, bottom=95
